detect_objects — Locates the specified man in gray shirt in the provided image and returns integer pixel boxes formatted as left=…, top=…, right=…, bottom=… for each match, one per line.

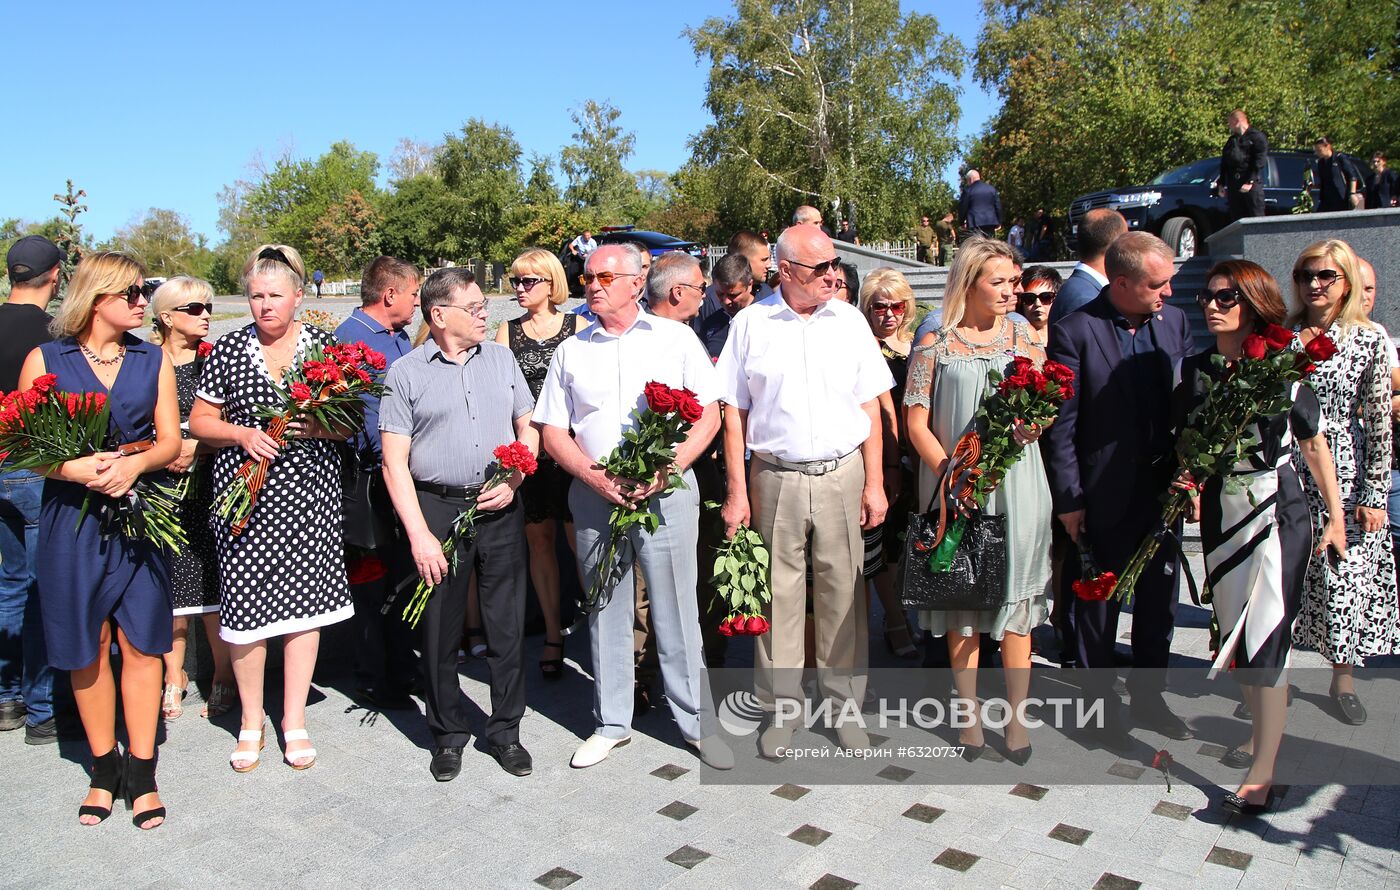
left=379, top=267, right=536, bottom=782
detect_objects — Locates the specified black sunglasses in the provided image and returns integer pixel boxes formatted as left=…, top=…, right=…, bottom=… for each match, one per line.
left=1292, top=269, right=1342, bottom=287
left=509, top=276, right=548, bottom=290
left=1019, top=290, right=1057, bottom=306
left=172, top=302, right=214, bottom=316
left=786, top=257, right=843, bottom=277
left=1197, top=288, right=1243, bottom=310
left=104, top=284, right=146, bottom=306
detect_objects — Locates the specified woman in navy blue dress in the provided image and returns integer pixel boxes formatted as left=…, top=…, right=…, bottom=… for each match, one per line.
left=19, top=252, right=181, bottom=829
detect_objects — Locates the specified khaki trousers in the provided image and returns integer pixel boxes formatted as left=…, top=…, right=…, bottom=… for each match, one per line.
left=751, top=455, right=868, bottom=712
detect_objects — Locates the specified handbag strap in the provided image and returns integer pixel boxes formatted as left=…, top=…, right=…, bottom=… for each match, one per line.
left=934, top=431, right=984, bottom=547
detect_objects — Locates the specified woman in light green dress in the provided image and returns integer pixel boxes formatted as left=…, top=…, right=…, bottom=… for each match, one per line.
left=903, top=236, right=1052, bottom=763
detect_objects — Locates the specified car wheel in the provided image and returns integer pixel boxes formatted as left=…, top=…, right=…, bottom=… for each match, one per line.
left=1159, top=217, right=1198, bottom=258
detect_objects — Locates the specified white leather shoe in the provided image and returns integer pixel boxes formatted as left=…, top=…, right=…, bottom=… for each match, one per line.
left=688, top=735, right=735, bottom=770
left=570, top=734, right=630, bottom=768
left=759, top=723, right=794, bottom=759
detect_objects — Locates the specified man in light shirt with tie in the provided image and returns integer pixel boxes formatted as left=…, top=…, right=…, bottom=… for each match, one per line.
left=715, top=223, right=893, bottom=757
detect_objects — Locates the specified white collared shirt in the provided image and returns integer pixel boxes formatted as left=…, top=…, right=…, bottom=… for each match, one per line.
left=715, top=290, right=894, bottom=462
left=1072, top=262, right=1110, bottom=289
left=534, top=311, right=720, bottom=461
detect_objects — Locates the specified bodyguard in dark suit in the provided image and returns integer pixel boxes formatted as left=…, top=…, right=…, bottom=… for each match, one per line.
left=1049, top=209, right=1128, bottom=325
left=958, top=169, right=1003, bottom=237
left=1045, top=232, right=1195, bottom=749
left=1217, top=110, right=1268, bottom=222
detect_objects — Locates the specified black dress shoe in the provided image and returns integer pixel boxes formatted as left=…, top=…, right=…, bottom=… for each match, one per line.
left=430, top=746, right=464, bottom=782
left=1221, top=746, right=1254, bottom=769
left=1332, top=691, right=1367, bottom=725
left=24, top=717, right=58, bottom=745
left=0, top=700, right=25, bottom=731
left=489, top=742, right=533, bottom=777
left=1130, top=704, right=1194, bottom=740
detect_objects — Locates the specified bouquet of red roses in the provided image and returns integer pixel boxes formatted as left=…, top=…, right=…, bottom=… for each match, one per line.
left=583, top=381, right=704, bottom=613
left=710, top=522, right=773, bottom=637
left=0, top=374, right=187, bottom=551
left=214, top=340, right=386, bottom=535
left=398, top=442, right=537, bottom=628
left=1111, top=325, right=1337, bottom=603
left=928, top=356, right=1075, bottom=572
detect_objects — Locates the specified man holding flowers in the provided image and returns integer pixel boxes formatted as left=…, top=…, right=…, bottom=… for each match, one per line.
left=379, top=268, right=537, bottom=782
left=535, top=244, right=732, bottom=770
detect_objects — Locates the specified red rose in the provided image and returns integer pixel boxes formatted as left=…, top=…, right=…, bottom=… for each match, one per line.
left=1241, top=334, right=1267, bottom=361
left=290, top=382, right=313, bottom=401
left=1262, top=324, right=1293, bottom=351
left=1300, top=362, right=1317, bottom=375
left=717, top=620, right=734, bottom=637
left=1043, top=360, right=1074, bottom=385
left=1026, top=369, right=1049, bottom=392
left=197, top=340, right=213, bottom=358
left=347, top=554, right=386, bottom=585
left=644, top=381, right=677, bottom=414
left=745, top=615, right=768, bottom=635
left=1304, top=334, right=1338, bottom=363
left=1010, top=355, right=1035, bottom=374
left=31, top=373, right=58, bottom=394
left=676, top=391, right=703, bottom=424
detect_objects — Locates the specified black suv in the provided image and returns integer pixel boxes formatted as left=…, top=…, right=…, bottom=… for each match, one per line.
left=1067, top=150, right=1314, bottom=257
left=559, top=226, right=707, bottom=297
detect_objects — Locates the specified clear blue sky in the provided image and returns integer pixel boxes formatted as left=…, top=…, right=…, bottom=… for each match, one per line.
left=5, top=0, right=995, bottom=243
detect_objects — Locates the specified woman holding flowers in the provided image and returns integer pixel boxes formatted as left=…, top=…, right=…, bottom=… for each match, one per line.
left=1174, top=260, right=1346, bottom=813
left=19, top=252, right=180, bottom=828
left=150, top=277, right=234, bottom=720
left=1288, top=239, right=1398, bottom=725
left=903, top=237, right=1051, bottom=763
left=188, top=244, right=353, bottom=772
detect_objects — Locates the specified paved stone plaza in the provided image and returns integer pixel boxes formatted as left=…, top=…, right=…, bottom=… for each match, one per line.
left=5, top=297, right=1393, bottom=889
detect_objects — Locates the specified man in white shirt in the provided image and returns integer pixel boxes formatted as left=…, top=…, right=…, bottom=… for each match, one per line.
left=567, top=229, right=597, bottom=260
left=535, top=245, right=732, bottom=771
left=715, top=223, right=893, bottom=757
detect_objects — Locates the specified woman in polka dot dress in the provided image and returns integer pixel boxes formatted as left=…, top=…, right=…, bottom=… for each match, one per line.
left=189, top=244, right=353, bottom=773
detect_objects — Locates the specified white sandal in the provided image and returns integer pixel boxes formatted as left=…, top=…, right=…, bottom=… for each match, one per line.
left=229, top=720, right=266, bottom=773
left=283, top=729, right=317, bottom=770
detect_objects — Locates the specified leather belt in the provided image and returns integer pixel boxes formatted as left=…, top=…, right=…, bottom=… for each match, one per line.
left=414, top=480, right=484, bottom=500
left=755, top=449, right=859, bottom=476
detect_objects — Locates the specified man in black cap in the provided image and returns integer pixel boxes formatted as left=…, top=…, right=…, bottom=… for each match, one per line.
left=0, top=235, right=61, bottom=743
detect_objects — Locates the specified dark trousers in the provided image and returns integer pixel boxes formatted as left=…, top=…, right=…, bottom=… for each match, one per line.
left=408, top=491, right=527, bottom=747
left=1227, top=186, right=1265, bottom=222
left=347, top=469, right=417, bottom=694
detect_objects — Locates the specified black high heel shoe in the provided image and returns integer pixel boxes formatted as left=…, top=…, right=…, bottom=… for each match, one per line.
left=540, top=639, right=565, bottom=680
left=1220, top=786, right=1280, bottom=816
left=78, top=748, right=124, bottom=825
left=1005, top=745, right=1033, bottom=766
left=124, top=752, right=166, bottom=830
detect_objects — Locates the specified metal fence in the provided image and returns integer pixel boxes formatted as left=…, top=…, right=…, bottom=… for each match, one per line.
left=706, top=240, right=920, bottom=263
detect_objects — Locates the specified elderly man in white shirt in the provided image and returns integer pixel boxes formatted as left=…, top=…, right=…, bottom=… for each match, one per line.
left=716, top=223, right=894, bottom=757
left=535, top=244, right=732, bottom=771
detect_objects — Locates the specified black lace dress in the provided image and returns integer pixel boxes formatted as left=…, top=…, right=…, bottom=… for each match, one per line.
left=165, top=358, right=220, bottom=614
left=508, top=313, right=579, bottom=523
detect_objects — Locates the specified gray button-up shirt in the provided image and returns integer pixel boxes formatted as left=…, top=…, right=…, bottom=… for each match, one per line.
left=379, top=339, right=534, bottom=487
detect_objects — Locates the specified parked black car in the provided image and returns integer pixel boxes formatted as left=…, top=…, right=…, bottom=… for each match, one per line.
left=1067, top=150, right=1314, bottom=257
left=559, top=226, right=707, bottom=298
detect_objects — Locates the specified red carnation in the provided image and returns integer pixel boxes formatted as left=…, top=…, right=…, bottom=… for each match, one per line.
left=31, top=374, right=58, bottom=395
left=644, top=381, right=677, bottom=414
left=493, top=441, right=538, bottom=476
left=91, top=393, right=107, bottom=411
left=364, top=348, right=386, bottom=370
left=1262, top=324, right=1293, bottom=351
left=354, top=368, right=372, bottom=385
left=1304, top=335, right=1338, bottom=363
left=197, top=340, right=213, bottom=358
left=290, top=382, right=313, bottom=401
left=64, top=393, right=80, bottom=416
left=304, top=362, right=327, bottom=383
left=1241, top=334, right=1267, bottom=361
left=340, top=344, right=364, bottom=365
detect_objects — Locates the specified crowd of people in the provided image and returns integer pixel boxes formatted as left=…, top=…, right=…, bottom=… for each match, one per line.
left=0, top=198, right=1395, bottom=829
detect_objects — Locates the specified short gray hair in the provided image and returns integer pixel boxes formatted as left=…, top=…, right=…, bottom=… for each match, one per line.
left=646, top=252, right=701, bottom=305
left=420, top=267, right=477, bottom=321
left=589, top=243, right=643, bottom=274
left=711, top=252, right=753, bottom=289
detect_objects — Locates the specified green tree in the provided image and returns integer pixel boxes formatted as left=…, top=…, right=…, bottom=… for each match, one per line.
left=309, top=191, right=383, bottom=276
left=243, top=141, right=381, bottom=268
left=560, top=100, right=640, bottom=216
left=524, top=152, right=560, bottom=205
left=104, top=208, right=215, bottom=279
left=686, top=0, right=964, bottom=240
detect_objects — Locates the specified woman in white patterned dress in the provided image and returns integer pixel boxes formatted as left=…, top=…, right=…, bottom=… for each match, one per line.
left=1289, top=239, right=1398, bottom=726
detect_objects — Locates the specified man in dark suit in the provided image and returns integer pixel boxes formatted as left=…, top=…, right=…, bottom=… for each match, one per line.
left=1216, top=109, right=1269, bottom=222
left=958, top=169, right=1002, bottom=237
left=1044, top=232, right=1195, bottom=751
left=1049, top=209, right=1127, bottom=325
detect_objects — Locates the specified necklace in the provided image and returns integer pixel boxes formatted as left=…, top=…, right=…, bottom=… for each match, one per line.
left=81, top=342, right=126, bottom=366
left=523, top=312, right=558, bottom=341
left=950, top=316, right=1009, bottom=351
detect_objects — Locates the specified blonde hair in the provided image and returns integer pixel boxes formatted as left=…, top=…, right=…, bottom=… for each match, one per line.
left=939, top=236, right=1018, bottom=331
left=859, top=268, right=915, bottom=342
left=511, top=248, right=569, bottom=306
left=150, top=276, right=215, bottom=342
left=241, top=243, right=305, bottom=295
left=49, top=251, right=147, bottom=338
left=1287, top=239, right=1371, bottom=331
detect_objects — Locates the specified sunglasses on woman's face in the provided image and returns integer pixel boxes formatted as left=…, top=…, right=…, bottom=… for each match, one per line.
left=172, top=302, right=213, bottom=316
left=103, top=285, right=146, bottom=306
left=1019, top=290, right=1056, bottom=306
left=1293, top=268, right=1342, bottom=287
left=868, top=301, right=906, bottom=316
left=510, top=276, right=547, bottom=290
left=1197, top=288, right=1242, bottom=310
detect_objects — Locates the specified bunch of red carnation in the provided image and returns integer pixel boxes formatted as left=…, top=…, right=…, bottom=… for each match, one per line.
left=400, top=441, right=538, bottom=628
left=214, top=339, right=388, bottom=535
left=1070, top=542, right=1117, bottom=601
left=718, top=613, right=770, bottom=636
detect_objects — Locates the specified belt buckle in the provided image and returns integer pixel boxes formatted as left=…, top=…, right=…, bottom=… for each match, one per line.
left=805, top=458, right=835, bottom=476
